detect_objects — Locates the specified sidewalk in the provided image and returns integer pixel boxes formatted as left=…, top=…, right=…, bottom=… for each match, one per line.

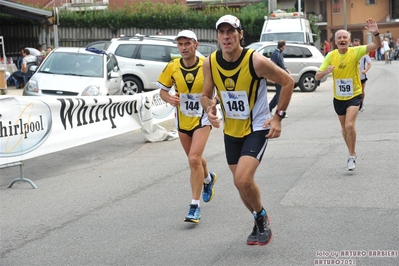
left=0, top=85, right=22, bottom=96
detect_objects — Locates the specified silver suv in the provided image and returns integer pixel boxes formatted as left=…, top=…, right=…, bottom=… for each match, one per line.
left=246, top=42, right=327, bottom=92
left=107, top=36, right=204, bottom=94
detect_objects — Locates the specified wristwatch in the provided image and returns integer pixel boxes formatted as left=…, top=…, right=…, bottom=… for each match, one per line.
left=275, top=110, right=287, bottom=118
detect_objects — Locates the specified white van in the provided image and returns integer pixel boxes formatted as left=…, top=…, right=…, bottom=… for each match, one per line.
left=260, top=11, right=314, bottom=45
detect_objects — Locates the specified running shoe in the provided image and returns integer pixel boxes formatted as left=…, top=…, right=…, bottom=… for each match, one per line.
left=202, top=172, right=218, bottom=202
left=184, top=204, right=201, bottom=223
left=347, top=156, right=356, bottom=171
left=256, top=212, right=272, bottom=246
left=247, top=221, right=258, bottom=245
left=359, top=102, right=365, bottom=112
left=247, top=212, right=272, bottom=246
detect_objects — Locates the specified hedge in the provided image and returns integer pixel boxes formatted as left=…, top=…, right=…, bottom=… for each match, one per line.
left=0, top=2, right=319, bottom=42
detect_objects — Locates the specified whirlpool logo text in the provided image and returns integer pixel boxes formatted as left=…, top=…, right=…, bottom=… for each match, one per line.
left=0, top=97, right=52, bottom=157
left=0, top=97, right=139, bottom=157
left=57, top=98, right=138, bottom=130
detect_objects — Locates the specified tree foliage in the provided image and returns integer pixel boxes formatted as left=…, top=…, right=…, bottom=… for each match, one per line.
left=308, top=14, right=320, bottom=43
left=0, top=1, right=320, bottom=42
left=57, top=2, right=269, bottom=37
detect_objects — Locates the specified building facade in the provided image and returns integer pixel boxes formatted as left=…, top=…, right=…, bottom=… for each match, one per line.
left=323, top=0, right=398, bottom=47
left=6, top=0, right=399, bottom=47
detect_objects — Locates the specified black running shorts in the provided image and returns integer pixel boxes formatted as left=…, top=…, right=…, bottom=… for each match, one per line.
left=333, top=95, right=362, bottom=116
left=179, top=125, right=211, bottom=137
left=224, top=130, right=269, bottom=165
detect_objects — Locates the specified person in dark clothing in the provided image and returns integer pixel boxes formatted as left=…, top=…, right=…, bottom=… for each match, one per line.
left=12, top=48, right=38, bottom=88
left=15, top=45, right=25, bottom=70
left=269, top=40, right=290, bottom=113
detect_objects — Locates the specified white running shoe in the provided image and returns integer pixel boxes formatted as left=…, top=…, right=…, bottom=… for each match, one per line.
left=347, top=156, right=356, bottom=171
left=360, top=103, right=365, bottom=112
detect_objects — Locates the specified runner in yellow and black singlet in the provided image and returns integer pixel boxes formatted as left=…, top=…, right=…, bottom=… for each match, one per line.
left=158, top=54, right=208, bottom=132
left=209, top=48, right=269, bottom=138
left=202, top=15, right=294, bottom=246
left=157, top=30, right=217, bottom=224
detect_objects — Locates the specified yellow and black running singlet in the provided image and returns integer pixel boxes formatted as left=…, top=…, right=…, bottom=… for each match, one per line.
left=157, top=57, right=210, bottom=131
left=209, top=49, right=270, bottom=138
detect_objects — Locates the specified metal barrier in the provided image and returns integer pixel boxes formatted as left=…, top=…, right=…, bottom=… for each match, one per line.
left=0, top=162, right=38, bottom=189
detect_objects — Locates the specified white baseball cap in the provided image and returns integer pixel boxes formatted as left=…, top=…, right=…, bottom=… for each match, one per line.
left=175, top=30, right=198, bottom=41
left=216, top=15, right=242, bottom=30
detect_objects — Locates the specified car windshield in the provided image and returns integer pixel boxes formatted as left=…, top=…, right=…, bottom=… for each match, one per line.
left=170, top=47, right=205, bottom=59
left=197, top=44, right=217, bottom=56
left=87, top=41, right=111, bottom=51
left=260, top=32, right=305, bottom=43
left=38, top=52, right=103, bottom=78
left=245, top=43, right=264, bottom=50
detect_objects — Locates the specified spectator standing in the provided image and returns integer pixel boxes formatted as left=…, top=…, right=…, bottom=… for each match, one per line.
left=388, top=37, right=394, bottom=63
left=324, top=40, right=331, bottom=56
left=46, top=46, right=52, bottom=56
left=269, top=40, right=290, bottom=113
left=26, top=47, right=40, bottom=57
left=376, top=45, right=382, bottom=60
left=315, top=18, right=381, bottom=171
left=38, top=44, right=46, bottom=63
left=352, top=38, right=371, bottom=112
left=382, top=37, right=391, bottom=63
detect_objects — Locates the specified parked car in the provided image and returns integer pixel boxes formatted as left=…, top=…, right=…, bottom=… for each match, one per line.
left=174, top=42, right=211, bottom=59
left=146, top=35, right=217, bottom=57
left=246, top=41, right=327, bottom=92
left=146, top=35, right=218, bottom=57
left=106, top=36, right=204, bottom=94
left=197, top=43, right=218, bottom=57
left=86, top=40, right=112, bottom=51
left=23, top=47, right=123, bottom=96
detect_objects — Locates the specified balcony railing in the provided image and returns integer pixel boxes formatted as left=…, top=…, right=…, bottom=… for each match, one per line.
left=70, top=0, right=108, bottom=6
left=44, top=0, right=108, bottom=8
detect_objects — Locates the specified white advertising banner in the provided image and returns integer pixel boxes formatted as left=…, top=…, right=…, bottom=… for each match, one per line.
left=0, top=89, right=177, bottom=165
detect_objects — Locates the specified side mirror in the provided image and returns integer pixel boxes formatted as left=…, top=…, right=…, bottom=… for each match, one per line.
left=109, top=71, right=120, bottom=79
left=29, top=65, right=38, bottom=72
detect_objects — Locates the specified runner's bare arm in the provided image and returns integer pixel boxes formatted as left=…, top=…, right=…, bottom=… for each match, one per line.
left=201, top=57, right=220, bottom=128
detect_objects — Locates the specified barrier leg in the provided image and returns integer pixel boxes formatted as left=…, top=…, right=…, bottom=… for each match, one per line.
left=1, top=162, right=38, bottom=189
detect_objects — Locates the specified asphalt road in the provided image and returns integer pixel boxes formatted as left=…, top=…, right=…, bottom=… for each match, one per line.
left=1, top=59, right=398, bottom=266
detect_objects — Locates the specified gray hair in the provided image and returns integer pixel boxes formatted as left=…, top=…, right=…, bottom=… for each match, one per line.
left=335, top=30, right=351, bottom=39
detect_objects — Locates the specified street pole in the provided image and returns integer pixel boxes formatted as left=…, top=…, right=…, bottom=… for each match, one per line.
left=268, top=0, right=270, bottom=14
left=298, top=0, right=301, bottom=14
left=343, top=0, right=347, bottom=30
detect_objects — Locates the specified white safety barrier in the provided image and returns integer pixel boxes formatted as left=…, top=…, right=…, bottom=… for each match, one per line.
left=0, top=90, right=178, bottom=187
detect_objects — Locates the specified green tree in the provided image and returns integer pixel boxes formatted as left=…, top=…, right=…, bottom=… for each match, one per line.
left=0, top=1, right=321, bottom=42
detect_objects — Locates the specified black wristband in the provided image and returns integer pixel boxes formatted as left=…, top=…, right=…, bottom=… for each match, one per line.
left=373, top=32, right=380, bottom=36
left=276, top=110, right=287, bottom=119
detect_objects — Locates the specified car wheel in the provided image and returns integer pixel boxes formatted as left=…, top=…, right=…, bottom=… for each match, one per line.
left=298, top=72, right=318, bottom=92
left=122, top=76, right=143, bottom=95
